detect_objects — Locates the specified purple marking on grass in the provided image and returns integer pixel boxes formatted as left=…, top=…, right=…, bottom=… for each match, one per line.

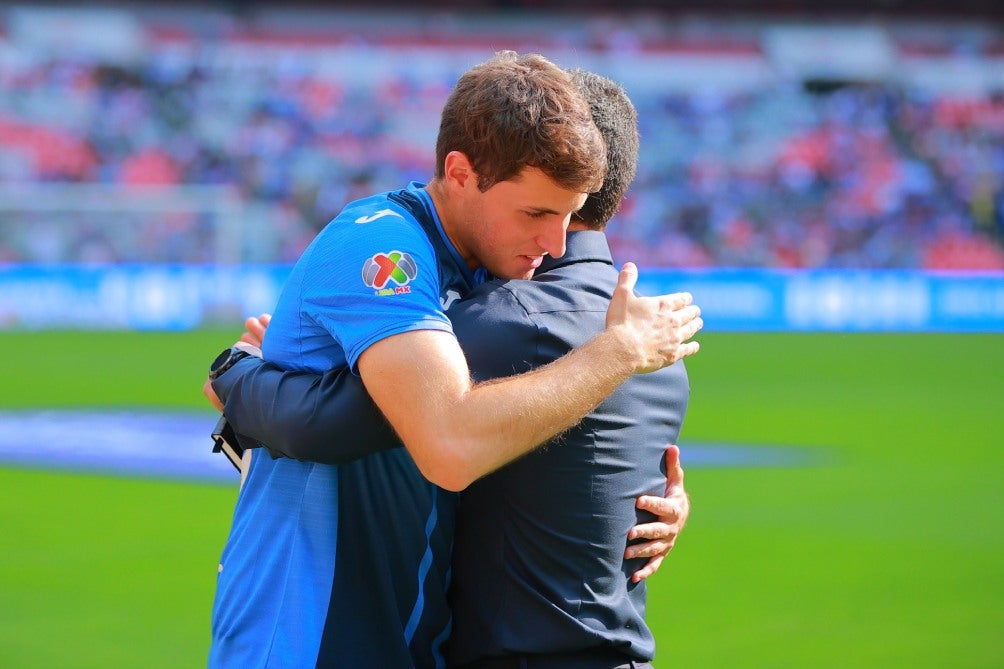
left=0, top=410, right=236, bottom=482
left=0, top=410, right=812, bottom=483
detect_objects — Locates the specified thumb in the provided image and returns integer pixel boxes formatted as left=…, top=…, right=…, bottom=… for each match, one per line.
left=607, top=262, right=638, bottom=328
left=665, top=444, right=684, bottom=491
left=617, top=262, right=638, bottom=294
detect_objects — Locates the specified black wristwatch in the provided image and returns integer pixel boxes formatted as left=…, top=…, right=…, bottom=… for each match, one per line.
left=209, top=346, right=252, bottom=381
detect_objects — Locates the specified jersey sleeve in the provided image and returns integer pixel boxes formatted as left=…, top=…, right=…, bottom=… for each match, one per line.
left=300, top=203, right=454, bottom=371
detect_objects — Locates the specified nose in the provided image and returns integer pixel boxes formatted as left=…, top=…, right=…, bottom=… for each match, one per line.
left=537, top=217, right=568, bottom=258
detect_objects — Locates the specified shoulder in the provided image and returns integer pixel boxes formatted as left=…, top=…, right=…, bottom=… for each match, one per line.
left=480, top=267, right=614, bottom=318
left=340, top=191, right=414, bottom=225
left=302, top=192, right=436, bottom=268
left=452, top=280, right=533, bottom=329
left=331, top=192, right=429, bottom=242
left=449, top=281, right=541, bottom=379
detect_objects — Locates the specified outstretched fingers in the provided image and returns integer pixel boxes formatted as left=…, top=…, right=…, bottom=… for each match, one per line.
left=644, top=294, right=703, bottom=370
left=240, top=313, right=271, bottom=348
left=660, top=291, right=694, bottom=313
left=661, top=301, right=702, bottom=365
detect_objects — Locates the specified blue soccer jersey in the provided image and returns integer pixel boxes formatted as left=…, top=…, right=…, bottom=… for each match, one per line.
left=209, top=183, right=484, bottom=669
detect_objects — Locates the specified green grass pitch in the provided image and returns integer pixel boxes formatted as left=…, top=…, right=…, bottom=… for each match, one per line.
left=0, top=329, right=1001, bottom=668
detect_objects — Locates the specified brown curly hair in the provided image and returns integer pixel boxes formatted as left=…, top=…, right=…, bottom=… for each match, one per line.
left=435, top=51, right=607, bottom=195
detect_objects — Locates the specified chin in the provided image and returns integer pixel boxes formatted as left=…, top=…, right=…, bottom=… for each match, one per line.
left=509, top=268, right=535, bottom=281
left=491, top=265, right=535, bottom=281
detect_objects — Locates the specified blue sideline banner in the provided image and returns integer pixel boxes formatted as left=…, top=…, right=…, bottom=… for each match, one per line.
left=635, top=268, right=1004, bottom=332
left=1, top=265, right=1002, bottom=332
left=0, top=264, right=290, bottom=331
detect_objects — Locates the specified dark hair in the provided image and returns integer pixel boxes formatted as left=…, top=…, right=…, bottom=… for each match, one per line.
left=435, top=51, right=606, bottom=194
left=568, top=69, right=640, bottom=231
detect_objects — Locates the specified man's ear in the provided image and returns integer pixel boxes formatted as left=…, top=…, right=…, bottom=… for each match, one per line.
left=443, top=150, right=475, bottom=191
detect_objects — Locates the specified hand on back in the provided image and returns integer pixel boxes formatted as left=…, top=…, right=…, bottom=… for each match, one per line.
left=606, top=262, right=702, bottom=373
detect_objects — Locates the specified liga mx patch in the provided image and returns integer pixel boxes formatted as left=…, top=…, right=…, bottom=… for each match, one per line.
left=362, top=250, right=419, bottom=295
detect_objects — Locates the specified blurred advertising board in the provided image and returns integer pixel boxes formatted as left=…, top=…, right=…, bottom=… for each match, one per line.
left=0, top=265, right=1002, bottom=332
left=635, top=268, right=1004, bottom=332
left=0, top=265, right=287, bottom=331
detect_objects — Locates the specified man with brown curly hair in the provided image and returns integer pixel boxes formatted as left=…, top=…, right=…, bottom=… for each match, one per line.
left=205, top=53, right=700, bottom=669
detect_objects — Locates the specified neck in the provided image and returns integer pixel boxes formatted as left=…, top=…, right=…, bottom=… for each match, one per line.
left=426, top=179, right=478, bottom=270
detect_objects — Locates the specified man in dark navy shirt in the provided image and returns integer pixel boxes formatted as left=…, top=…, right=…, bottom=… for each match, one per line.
left=446, top=72, right=689, bottom=667
left=208, top=70, right=692, bottom=668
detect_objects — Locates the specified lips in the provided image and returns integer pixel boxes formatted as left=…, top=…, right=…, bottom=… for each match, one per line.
left=523, top=255, right=545, bottom=269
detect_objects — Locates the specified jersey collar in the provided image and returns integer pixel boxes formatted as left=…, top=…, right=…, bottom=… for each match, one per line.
left=408, top=182, right=487, bottom=288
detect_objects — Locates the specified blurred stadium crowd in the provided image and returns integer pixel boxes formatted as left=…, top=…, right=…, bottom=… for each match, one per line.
left=1, top=6, right=1003, bottom=270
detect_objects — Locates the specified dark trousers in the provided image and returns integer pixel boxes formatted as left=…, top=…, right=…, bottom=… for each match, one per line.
left=454, top=649, right=655, bottom=669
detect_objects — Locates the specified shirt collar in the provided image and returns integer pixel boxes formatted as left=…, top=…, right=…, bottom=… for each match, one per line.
left=536, top=230, right=614, bottom=274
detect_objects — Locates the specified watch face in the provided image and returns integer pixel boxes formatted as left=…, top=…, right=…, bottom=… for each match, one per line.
left=210, top=348, right=233, bottom=376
